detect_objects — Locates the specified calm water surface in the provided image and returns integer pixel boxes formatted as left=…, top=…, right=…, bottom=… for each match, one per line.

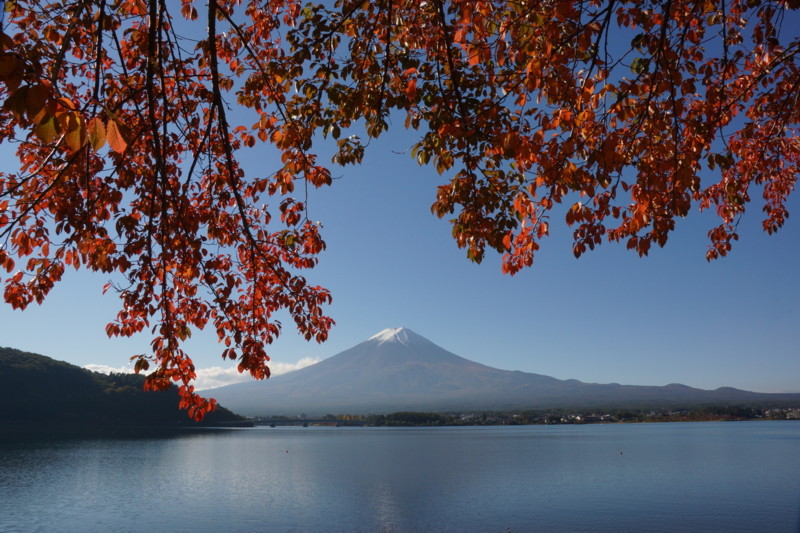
left=1, top=421, right=799, bottom=532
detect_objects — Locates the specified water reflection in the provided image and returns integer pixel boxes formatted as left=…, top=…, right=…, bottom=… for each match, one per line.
left=1, top=422, right=798, bottom=532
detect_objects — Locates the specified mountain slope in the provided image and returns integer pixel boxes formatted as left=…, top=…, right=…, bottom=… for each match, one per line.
left=0, top=346, right=247, bottom=433
left=209, top=328, right=800, bottom=416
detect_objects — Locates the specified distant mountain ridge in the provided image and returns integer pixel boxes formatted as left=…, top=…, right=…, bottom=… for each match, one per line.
left=0, top=346, right=247, bottom=433
left=210, top=327, right=800, bottom=416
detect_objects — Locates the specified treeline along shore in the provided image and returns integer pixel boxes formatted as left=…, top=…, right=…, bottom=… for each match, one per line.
left=254, top=406, right=800, bottom=427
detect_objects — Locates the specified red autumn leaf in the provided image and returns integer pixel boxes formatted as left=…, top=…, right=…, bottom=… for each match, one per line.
left=0, top=0, right=796, bottom=419
left=405, top=78, right=417, bottom=101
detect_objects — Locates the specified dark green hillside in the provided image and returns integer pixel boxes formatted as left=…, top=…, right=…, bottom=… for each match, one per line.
left=0, top=347, right=249, bottom=433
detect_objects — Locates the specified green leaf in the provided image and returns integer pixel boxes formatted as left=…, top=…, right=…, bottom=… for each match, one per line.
left=631, top=57, right=650, bottom=75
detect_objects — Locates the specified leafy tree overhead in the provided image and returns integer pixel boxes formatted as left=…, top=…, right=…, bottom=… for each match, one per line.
left=1, top=0, right=797, bottom=418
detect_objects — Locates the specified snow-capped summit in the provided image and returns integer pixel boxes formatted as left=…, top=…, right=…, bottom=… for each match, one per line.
left=368, top=327, right=431, bottom=346
left=208, top=326, right=782, bottom=418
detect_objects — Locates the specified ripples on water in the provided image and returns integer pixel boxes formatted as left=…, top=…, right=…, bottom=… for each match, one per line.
left=1, top=421, right=799, bottom=532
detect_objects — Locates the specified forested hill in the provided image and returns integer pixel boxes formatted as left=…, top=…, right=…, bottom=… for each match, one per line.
left=0, top=347, right=248, bottom=433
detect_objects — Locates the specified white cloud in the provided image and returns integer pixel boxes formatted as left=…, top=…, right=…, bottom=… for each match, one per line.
left=84, top=357, right=320, bottom=391
left=270, top=356, right=322, bottom=376
left=192, top=366, right=252, bottom=390
left=84, top=363, right=134, bottom=374
left=195, top=357, right=320, bottom=390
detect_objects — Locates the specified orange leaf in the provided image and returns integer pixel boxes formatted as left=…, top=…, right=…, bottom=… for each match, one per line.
left=63, top=113, right=86, bottom=152
left=405, top=78, right=417, bottom=101
left=57, top=97, right=76, bottom=110
left=106, top=119, right=128, bottom=153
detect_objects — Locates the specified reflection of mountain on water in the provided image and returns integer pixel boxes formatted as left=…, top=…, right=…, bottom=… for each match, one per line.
left=210, top=327, right=800, bottom=416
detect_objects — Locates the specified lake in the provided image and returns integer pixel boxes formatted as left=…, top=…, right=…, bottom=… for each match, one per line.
left=1, top=421, right=799, bottom=532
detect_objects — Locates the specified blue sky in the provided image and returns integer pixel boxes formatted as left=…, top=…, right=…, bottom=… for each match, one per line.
left=2, top=123, right=799, bottom=393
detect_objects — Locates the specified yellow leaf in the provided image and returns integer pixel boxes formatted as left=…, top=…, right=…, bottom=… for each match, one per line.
left=35, top=114, right=59, bottom=144
left=87, top=117, right=106, bottom=151
left=63, top=113, right=86, bottom=152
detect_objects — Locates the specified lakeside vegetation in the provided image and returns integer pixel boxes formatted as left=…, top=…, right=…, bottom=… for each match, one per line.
left=255, top=406, right=800, bottom=427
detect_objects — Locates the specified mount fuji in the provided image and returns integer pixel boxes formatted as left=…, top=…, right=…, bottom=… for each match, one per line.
left=208, top=327, right=799, bottom=416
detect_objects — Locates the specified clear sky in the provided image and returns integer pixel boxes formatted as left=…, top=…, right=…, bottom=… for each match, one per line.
left=2, top=122, right=799, bottom=393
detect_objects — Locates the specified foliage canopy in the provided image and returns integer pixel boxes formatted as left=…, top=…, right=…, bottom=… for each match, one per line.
left=1, top=0, right=798, bottom=418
